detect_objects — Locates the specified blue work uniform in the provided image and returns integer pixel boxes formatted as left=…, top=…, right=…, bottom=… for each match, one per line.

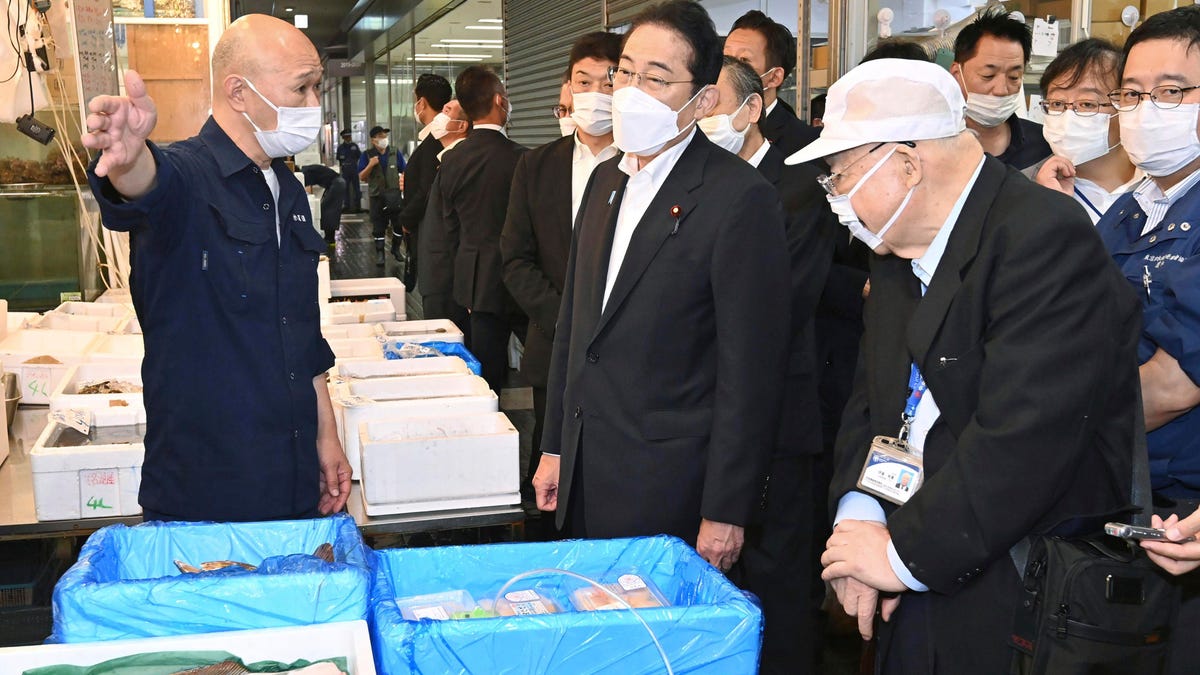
left=87, top=117, right=335, bottom=522
left=1099, top=182, right=1200, bottom=500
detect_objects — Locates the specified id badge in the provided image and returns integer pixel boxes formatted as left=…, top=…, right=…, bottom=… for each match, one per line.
left=856, top=436, right=924, bottom=506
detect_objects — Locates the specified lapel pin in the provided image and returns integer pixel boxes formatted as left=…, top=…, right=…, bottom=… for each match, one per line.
left=670, top=204, right=682, bottom=235
left=608, top=190, right=616, bottom=205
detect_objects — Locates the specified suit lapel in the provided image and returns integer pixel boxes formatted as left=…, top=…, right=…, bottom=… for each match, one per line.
left=549, top=136, right=575, bottom=229
left=869, top=253, right=923, bottom=431
left=904, top=158, right=1000, bottom=369
left=591, top=136, right=707, bottom=339
left=579, top=166, right=629, bottom=325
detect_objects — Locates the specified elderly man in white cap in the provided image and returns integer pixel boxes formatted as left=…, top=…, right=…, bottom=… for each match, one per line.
left=799, top=59, right=1142, bottom=673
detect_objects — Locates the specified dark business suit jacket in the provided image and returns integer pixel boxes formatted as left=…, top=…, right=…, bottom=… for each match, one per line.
left=398, top=134, right=441, bottom=236
left=757, top=144, right=839, bottom=455
left=423, top=128, right=526, bottom=314
left=543, top=133, right=791, bottom=540
left=831, top=158, right=1141, bottom=672
left=816, top=228, right=871, bottom=451
left=500, top=134, right=574, bottom=388
left=759, top=98, right=819, bottom=158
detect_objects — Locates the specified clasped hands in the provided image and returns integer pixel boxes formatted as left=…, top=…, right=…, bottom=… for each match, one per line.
left=821, top=519, right=908, bottom=640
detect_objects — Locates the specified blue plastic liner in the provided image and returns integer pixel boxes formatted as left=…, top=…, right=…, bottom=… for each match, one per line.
left=384, top=340, right=482, bottom=376
left=50, top=514, right=372, bottom=643
left=369, top=536, right=762, bottom=674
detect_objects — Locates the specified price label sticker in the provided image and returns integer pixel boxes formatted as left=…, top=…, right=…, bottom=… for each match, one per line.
left=79, top=468, right=120, bottom=517
left=618, top=574, right=648, bottom=592
left=51, top=408, right=93, bottom=435
left=1032, top=18, right=1059, bottom=58
left=332, top=393, right=372, bottom=408
left=23, top=367, right=53, bottom=401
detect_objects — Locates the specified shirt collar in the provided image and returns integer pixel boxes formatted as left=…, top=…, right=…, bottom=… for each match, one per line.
left=200, top=117, right=259, bottom=178
left=618, top=128, right=696, bottom=180
left=473, top=123, right=506, bottom=136
left=437, top=137, right=466, bottom=161
left=911, top=156, right=986, bottom=288
left=573, top=133, right=618, bottom=163
left=1133, top=166, right=1200, bottom=211
left=747, top=139, right=771, bottom=168
left=765, top=99, right=778, bottom=117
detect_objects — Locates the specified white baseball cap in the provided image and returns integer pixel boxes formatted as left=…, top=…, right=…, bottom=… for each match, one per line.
left=786, top=58, right=967, bottom=165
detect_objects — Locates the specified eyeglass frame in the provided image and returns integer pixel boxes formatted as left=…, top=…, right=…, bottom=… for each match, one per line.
left=1038, top=98, right=1115, bottom=116
left=607, top=65, right=695, bottom=93
left=552, top=104, right=570, bottom=119
left=816, top=141, right=916, bottom=197
left=1107, top=84, right=1200, bottom=112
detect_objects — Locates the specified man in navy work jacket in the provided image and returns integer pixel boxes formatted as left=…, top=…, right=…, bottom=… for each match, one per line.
left=81, top=14, right=351, bottom=522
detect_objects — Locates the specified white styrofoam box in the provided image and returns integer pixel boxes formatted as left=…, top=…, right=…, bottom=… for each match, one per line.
left=330, top=277, right=406, bottom=318
left=322, top=323, right=379, bottom=340
left=378, top=319, right=465, bottom=345
left=328, top=337, right=385, bottom=362
left=337, top=356, right=468, bottom=380
left=0, top=329, right=104, bottom=404
left=359, top=412, right=520, bottom=515
left=318, top=255, right=332, bottom=302
left=307, top=193, right=322, bottom=233
left=53, top=301, right=131, bottom=319
left=34, top=311, right=128, bottom=333
left=30, top=405, right=146, bottom=520
left=123, top=315, right=142, bottom=334
left=328, top=299, right=397, bottom=325
left=0, top=299, right=6, bottom=342
left=96, top=287, right=132, bottom=304
left=0, top=620, right=377, bottom=674
left=49, top=362, right=144, bottom=414
left=89, top=333, right=145, bottom=361
left=333, top=374, right=498, bottom=480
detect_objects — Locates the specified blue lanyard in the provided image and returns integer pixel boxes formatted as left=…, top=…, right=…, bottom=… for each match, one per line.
left=1073, top=186, right=1104, bottom=219
left=899, top=363, right=927, bottom=441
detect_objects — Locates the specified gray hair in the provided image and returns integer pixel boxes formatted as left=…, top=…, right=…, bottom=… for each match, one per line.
left=721, top=55, right=763, bottom=104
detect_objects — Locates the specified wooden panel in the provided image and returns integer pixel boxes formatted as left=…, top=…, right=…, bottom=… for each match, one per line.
left=1090, top=21, right=1135, bottom=47
left=126, top=24, right=210, bottom=143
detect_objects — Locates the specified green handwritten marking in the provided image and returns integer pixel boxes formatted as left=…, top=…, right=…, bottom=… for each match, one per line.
left=86, top=497, right=113, bottom=510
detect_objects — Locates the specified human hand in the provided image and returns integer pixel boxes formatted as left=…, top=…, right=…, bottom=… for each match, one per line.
left=367, top=156, right=380, bottom=167
left=1035, top=155, right=1076, bottom=195
left=398, top=173, right=405, bottom=191
left=83, top=70, right=158, bottom=179
left=532, top=454, right=560, bottom=511
left=696, top=519, right=744, bottom=572
left=822, top=520, right=908, bottom=593
left=862, top=279, right=871, bottom=299
left=316, top=434, right=352, bottom=515
left=1142, top=510, right=1200, bottom=576
left=829, top=576, right=901, bottom=640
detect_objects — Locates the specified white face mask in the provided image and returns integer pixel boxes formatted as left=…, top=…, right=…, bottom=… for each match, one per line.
left=612, top=85, right=705, bottom=155
left=698, top=97, right=751, bottom=154
left=374, top=138, right=389, bottom=151
left=559, top=116, right=578, bottom=137
left=958, top=70, right=1021, bottom=128
left=426, top=112, right=454, bottom=140
left=1120, top=103, right=1200, bottom=177
left=826, top=146, right=915, bottom=252
left=240, top=77, right=322, bottom=158
left=1042, top=111, right=1118, bottom=167
left=570, top=91, right=613, bottom=136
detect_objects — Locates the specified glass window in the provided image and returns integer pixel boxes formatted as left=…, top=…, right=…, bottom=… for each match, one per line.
left=372, top=54, right=391, bottom=137
left=388, top=40, right=416, bottom=158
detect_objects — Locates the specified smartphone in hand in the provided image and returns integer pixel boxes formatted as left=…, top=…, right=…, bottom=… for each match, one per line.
left=1105, top=522, right=1197, bottom=543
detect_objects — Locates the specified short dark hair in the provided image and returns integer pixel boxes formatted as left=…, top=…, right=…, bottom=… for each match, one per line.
left=1039, top=38, right=1121, bottom=95
left=1124, top=5, right=1200, bottom=59
left=730, top=10, right=797, bottom=80
left=720, top=55, right=763, bottom=104
left=861, top=40, right=930, bottom=64
left=954, top=6, right=1033, bottom=64
left=628, top=1, right=722, bottom=92
left=568, top=31, right=623, bottom=73
left=455, top=66, right=503, bottom=122
left=414, top=74, right=452, bottom=111
left=810, top=93, right=826, bottom=123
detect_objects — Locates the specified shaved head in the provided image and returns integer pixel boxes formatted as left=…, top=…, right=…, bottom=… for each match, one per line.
left=212, top=14, right=318, bottom=81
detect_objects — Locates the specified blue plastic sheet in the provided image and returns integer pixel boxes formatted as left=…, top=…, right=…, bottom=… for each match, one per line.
left=369, top=536, right=762, bottom=674
left=50, top=514, right=372, bottom=643
left=384, top=340, right=482, bottom=376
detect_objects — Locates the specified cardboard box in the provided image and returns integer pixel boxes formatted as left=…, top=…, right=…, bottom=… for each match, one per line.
left=811, top=45, right=829, bottom=70
left=359, top=412, right=520, bottom=515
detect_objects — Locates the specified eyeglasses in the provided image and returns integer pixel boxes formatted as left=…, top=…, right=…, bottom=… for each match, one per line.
left=1039, top=99, right=1114, bottom=116
left=552, top=104, right=569, bottom=119
left=816, top=141, right=915, bottom=197
left=607, top=66, right=695, bottom=94
left=1108, top=85, right=1200, bottom=112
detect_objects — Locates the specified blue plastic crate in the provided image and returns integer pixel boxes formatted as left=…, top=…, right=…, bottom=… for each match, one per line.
left=50, top=514, right=372, bottom=643
left=369, top=536, right=762, bottom=674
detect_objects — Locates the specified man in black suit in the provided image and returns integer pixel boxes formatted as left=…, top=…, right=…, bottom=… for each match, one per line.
left=533, top=0, right=790, bottom=573
left=797, top=59, right=1140, bottom=673
left=423, top=67, right=526, bottom=393
left=502, top=32, right=621, bottom=513
left=396, top=74, right=452, bottom=292
left=700, top=55, right=838, bottom=673
left=724, top=10, right=818, bottom=157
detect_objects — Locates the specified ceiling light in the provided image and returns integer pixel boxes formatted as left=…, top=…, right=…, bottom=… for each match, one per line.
left=294, top=14, right=308, bottom=28
left=284, top=6, right=293, bottom=11
left=437, top=38, right=503, bottom=43
left=431, top=43, right=502, bottom=49
left=479, top=19, right=503, bottom=23
left=464, top=25, right=503, bottom=30
left=416, top=53, right=489, bottom=58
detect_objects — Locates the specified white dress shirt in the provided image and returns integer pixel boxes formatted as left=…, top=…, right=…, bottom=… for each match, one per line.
left=1073, top=172, right=1143, bottom=225
left=746, top=139, right=771, bottom=169
left=437, top=137, right=466, bottom=162
left=602, top=129, right=696, bottom=310
left=472, top=123, right=507, bottom=136
left=1133, top=166, right=1200, bottom=235
left=765, top=99, right=778, bottom=117
left=572, top=133, right=619, bottom=224
left=262, top=166, right=281, bottom=245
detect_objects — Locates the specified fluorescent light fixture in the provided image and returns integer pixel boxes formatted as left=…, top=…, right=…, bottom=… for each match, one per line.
left=416, top=53, right=490, bottom=58
left=438, top=38, right=503, bottom=43
left=432, top=43, right=502, bottom=49
left=284, top=6, right=293, bottom=11
left=464, top=25, right=503, bottom=30
left=479, top=18, right=503, bottom=23
left=415, top=56, right=486, bottom=62
left=294, top=14, right=308, bottom=28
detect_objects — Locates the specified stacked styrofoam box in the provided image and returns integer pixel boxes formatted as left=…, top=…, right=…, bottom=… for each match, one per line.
left=29, top=405, right=146, bottom=521
left=327, top=299, right=396, bottom=325
left=49, top=362, right=144, bottom=416
left=88, top=333, right=144, bottom=362
left=333, top=373, right=497, bottom=480
left=327, top=337, right=385, bottom=363
left=322, top=322, right=378, bottom=340
left=0, top=620, right=377, bottom=674
left=330, top=277, right=406, bottom=320
left=358, top=413, right=520, bottom=515
left=0, top=329, right=104, bottom=404
left=39, top=301, right=131, bottom=333
left=378, top=319, right=465, bottom=344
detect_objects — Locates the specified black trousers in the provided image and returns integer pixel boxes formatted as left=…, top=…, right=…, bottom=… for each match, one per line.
left=368, top=190, right=401, bottom=240
left=339, top=167, right=361, bottom=211
left=401, top=227, right=418, bottom=292
left=1155, top=498, right=1200, bottom=675
left=470, top=310, right=513, bottom=394
left=319, top=177, right=345, bottom=243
